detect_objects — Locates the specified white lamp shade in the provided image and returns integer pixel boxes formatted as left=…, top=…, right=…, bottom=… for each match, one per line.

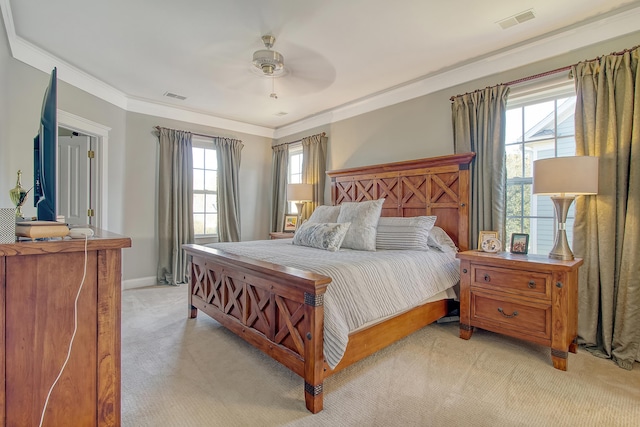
left=532, top=156, right=599, bottom=196
left=287, top=183, right=313, bottom=201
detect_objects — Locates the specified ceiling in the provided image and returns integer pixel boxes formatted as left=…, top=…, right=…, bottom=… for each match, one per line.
left=3, top=0, right=640, bottom=137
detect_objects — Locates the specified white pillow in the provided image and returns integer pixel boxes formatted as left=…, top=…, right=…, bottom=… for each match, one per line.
left=336, top=199, right=385, bottom=251
left=292, top=222, right=351, bottom=252
left=376, top=216, right=437, bottom=250
left=427, top=226, right=458, bottom=253
left=307, top=205, right=341, bottom=223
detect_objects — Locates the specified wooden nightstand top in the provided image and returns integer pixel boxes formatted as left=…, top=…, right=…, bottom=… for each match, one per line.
left=269, top=232, right=294, bottom=239
left=456, top=250, right=583, bottom=270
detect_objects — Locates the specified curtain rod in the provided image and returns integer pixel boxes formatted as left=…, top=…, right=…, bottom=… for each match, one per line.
left=449, top=44, right=639, bottom=102
left=154, top=125, right=224, bottom=140
left=449, top=66, right=571, bottom=102
left=273, top=132, right=326, bottom=148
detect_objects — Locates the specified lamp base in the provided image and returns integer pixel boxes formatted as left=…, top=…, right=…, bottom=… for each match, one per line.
left=548, top=229, right=574, bottom=260
left=294, top=202, right=305, bottom=227
left=549, top=196, right=575, bottom=261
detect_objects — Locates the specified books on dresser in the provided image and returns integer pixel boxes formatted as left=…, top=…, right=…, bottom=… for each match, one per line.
left=15, top=220, right=70, bottom=239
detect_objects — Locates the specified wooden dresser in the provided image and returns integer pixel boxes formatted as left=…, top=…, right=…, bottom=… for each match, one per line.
left=457, top=250, right=582, bottom=370
left=0, top=230, right=131, bottom=426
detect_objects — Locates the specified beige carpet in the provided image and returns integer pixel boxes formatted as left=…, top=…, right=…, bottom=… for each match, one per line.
left=122, top=285, right=640, bottom=427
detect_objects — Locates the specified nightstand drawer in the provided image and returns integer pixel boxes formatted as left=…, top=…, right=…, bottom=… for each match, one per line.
left=471, top=292, right=551, bottom=340
left=472, top=265, right=551, bottom=299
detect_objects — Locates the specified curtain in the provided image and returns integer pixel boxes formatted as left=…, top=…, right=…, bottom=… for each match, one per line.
left=157, top=127, right=194, bottom=285
left=301, top=134, right=328, bottom=221
left=572, top=46, right=640, bottom=370
left=214, top=137, right=243, bottom=242
left=452, top=85, right=510, bottom=249
left=271, top=144, right=289, bottom=232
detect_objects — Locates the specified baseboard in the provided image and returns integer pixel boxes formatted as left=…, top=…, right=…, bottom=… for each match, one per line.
left=123, top=276, right=158, bottom=290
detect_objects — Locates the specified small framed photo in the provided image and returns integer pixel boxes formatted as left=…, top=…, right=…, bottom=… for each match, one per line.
left=478, top=231, right=498, bottom=251
left=283, top=214, right=298, bottom=232
left=510, top=233, right=529, bottom=254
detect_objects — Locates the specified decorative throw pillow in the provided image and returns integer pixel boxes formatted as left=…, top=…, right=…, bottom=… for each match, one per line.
left=427, top=226, right=458, bottom=253
left=292, top=222, right=351, bottom=252
left=375, top=216, right=437, bottom=250
left=336, top=199, right=385, bottom=251
left=307, top=205, right=341, bottom=224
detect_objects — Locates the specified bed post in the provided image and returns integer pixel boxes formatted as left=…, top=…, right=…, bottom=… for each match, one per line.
left=187, top=256, right=200, bottom=319
left=303, top=292, right=325, bottom=413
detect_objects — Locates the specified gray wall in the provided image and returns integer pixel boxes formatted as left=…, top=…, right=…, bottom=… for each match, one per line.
left=123, top=112, right=271, bottom=281
left=0, top=17, right=9, bottom=193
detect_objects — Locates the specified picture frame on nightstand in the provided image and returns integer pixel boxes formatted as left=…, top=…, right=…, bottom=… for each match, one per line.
left=283, top=214, right=298, bottom=232
left=478, top=230, right=498, bottom=251
left=510, top=233, right=529, bottom=254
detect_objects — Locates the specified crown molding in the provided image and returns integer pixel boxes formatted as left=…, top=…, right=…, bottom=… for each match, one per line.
left=3, top=0, right=640, bottom=140
left=126, top=98, right=275, bottom=138
left=274, top=4, right=640, bottom=138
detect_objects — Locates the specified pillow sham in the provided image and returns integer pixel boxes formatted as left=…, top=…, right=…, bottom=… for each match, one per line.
left=375, top=216, right=437, bottom=250
left=336, top=199, right=385, bottom=251
left=307, top=205, right=341, bottom=224
left=292, top=222, right=351, bottom=252
left=427, top=226, right=458, bottom=253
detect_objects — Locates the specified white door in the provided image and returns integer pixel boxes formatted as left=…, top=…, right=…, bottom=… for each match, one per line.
left=58, top=135, right=91, bottom=225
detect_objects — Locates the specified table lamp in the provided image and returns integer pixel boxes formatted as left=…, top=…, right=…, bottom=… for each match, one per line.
left=287, top=183, right=313, bottom=225
left=532, top=156, right=598, bottom=260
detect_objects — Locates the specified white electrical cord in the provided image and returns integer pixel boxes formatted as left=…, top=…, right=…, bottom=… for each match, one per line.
left=38, top=235, right=89, bottom=427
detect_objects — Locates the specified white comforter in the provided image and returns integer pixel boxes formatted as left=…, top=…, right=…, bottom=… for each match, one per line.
left=206, top=239, right=460, bottom=368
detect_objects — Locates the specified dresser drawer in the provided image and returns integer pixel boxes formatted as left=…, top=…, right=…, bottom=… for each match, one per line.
left=471, top=292, right=551, bottom=340
left=472, top=265, right=551, bottom=299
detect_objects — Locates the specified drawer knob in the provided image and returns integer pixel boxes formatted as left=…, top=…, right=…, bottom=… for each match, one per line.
left=484, top=274, right=491, bottom=282
left=497, top=307, right=519, bottom=318
left=528, top=280, right=536, bottom=289
left=462, top=268, right=468, bottom=273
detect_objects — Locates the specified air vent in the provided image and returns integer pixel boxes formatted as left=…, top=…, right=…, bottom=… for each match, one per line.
left=163, top=92, right=187, bottom=100
left=497, top=9, right=535, bottom=30
left=275, top=111, right=288, bottom=116
left=515, top=10, right=535, bottom=24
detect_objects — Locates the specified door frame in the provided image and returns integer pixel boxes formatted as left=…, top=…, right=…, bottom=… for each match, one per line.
left=58, top=110, right=110, bottom=230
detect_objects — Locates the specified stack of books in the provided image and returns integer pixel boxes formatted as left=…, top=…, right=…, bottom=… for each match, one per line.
left=15, top=221, right=69, bottom=240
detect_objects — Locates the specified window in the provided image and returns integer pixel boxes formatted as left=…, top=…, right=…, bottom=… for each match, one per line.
left=505, top=81, right=576, bottom=255
left=288, top=143, right=303, bottom=214
left=193, top=140, right=217, bottom=237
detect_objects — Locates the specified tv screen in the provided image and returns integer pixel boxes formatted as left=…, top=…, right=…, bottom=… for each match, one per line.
left=34, top=67, right=57, bottom=221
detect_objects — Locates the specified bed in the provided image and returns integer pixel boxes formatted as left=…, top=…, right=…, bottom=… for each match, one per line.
left=183, top=152, right=474, bottom=413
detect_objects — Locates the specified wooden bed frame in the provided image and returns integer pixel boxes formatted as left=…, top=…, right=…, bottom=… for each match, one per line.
left=183, top=152, right=474, bottom=413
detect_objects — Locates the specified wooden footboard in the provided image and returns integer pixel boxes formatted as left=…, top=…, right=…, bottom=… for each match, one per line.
left=183, top=243, right=331, bottom=413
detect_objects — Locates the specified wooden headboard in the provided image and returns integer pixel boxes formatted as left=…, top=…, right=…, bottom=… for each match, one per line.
left=327, top=152, right=475, bottom=252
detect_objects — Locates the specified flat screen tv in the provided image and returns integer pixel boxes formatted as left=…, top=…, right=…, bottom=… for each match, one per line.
left=34, top=67, right=57, bottom=221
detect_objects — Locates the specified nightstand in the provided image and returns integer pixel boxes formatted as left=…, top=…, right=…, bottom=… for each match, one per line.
left=269, top=232, right=294, bottom=239
left=456, top=250, right=583, bottom=370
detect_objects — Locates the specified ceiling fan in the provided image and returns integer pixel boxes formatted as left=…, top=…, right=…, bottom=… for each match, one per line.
left=210, top=34, right=335, bottom=99
left=252, top=35, right=285, bottom=98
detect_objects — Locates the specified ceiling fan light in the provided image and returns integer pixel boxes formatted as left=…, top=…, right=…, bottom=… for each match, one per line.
left=252, top=49, right=284, bottom=75
left=262, top=64, right=275, bottom=75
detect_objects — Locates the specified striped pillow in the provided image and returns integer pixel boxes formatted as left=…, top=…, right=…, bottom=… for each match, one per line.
left=375, top=216, right=437, bottom=250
